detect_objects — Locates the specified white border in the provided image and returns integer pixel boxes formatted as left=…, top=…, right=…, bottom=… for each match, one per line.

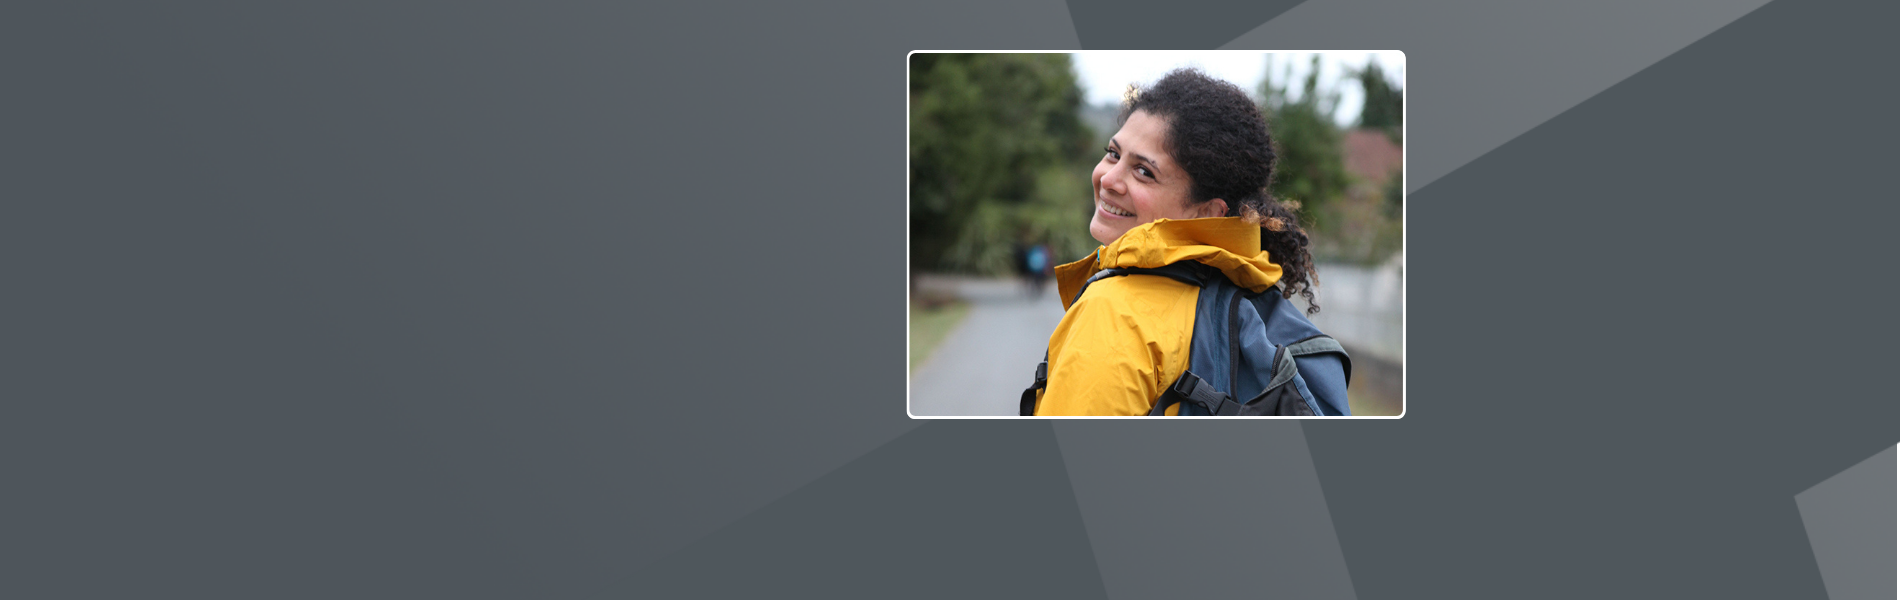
left=905, top=50, right=1407, bottom=420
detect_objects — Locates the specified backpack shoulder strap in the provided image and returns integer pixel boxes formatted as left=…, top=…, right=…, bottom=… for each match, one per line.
left=1096, top=263, right=1207, bottom=288
left=1171, top=269, right=1247, bottom=415
left=1067, top=261, right=1211, bottom=306
left=1283, top=334, right=1353, bottom=385
left=1019, top=352, right=1047, bottom=416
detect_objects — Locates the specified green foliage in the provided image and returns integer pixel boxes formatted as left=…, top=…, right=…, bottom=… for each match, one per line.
left=1023, top=167, right=1103, bottom=266
left=910, top=54, right=1096, bottom=274
left=1353, top=59, right=1403, bottom=143
left=1259, top=55, right=1349, bottom=235
left=941, top=166, right=1097, bottom=274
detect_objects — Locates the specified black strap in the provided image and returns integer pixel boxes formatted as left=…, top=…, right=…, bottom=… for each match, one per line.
left=1148, top=371, right=1241, bottom=416
left=1070, top=263, right=1210, bottom=306
left=1098, top=265, right=1206, bottom=289
left=1019, top=353, right=1048, bottom=416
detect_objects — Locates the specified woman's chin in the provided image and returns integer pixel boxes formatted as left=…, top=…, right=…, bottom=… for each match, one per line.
left=1088, top=218, right=1123, bottom=245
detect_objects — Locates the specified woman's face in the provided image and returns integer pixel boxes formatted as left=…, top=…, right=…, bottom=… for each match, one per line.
left=1089, top=110, right=1222, bottom=245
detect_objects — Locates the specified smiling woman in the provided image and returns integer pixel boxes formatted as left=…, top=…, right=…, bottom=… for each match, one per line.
left=1021, top=68, right=1349, bottom=417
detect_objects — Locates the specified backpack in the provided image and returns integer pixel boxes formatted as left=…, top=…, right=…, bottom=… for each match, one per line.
left=1019, top=261, right=1352, bottom=416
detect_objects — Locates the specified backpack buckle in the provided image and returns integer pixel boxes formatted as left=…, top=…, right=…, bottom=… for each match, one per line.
left=1172, top=372, right=1237, bottom=415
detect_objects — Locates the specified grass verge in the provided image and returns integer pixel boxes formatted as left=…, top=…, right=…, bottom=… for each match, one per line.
left=909, top=299, right=971, bottom=372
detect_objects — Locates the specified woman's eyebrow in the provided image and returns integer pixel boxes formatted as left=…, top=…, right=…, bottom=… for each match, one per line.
left=1109, top=137, right=1162, bottom=174
left=1131, top=151, right=1164, bottom=178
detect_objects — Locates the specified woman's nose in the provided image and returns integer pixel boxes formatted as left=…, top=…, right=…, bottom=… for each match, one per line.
left=1101, top=164, right=1127, bottom=194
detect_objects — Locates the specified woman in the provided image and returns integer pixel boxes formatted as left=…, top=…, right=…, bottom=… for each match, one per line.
left=1027, top=68, right=1347, bottom=416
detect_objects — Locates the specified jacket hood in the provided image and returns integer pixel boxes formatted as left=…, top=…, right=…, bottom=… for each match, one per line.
left=1054, top=217, right=1284, bottom=309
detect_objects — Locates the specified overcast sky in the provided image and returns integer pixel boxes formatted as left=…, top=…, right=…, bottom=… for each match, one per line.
left=1071, top=51, right=1405, bottom=128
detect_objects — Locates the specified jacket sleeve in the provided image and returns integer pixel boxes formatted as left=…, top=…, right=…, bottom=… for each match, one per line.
left=1034, top=287, right=1185, bottom=416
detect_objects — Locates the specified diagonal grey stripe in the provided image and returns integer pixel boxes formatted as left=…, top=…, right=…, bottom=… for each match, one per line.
left=1065, top=0, right=1308, bottom=49
left=634, top=0, right=1079, bottom=563
left=1052, top=421, right=1355, bottom=599
left=620, top=0, right=1081, bottom=571
left=640, top=422, right=1107, bottom=599
left=1223, top=0, right=1772, bottom=193
left=1796, top=446, right=1897, bottom=600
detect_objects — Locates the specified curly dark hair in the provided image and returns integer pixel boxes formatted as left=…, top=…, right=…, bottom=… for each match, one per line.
left=1119, top=68, right=1321, bottom=313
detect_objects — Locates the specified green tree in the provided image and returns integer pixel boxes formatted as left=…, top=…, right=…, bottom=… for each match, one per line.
left=1259, top=55, right=1349, bottom=236
left=910, top=54, right=1096, bottom=275
left=1352, top=59, right=1403, bottom=143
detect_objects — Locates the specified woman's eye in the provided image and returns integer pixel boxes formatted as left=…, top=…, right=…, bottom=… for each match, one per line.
left=1136, top=166, right=1153, bottom=179
left=1104, top=147, right=1119, bottom=160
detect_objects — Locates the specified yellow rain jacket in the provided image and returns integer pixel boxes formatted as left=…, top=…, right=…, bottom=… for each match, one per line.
left=1035, top=217, right=1283, bottom=416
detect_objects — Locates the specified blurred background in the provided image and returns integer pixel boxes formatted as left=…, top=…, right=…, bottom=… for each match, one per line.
left=909, top=52, right=1403, bottom=417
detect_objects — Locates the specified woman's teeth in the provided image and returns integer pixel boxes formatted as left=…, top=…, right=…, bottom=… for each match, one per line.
left=1099, top=200, right=1134, bottom=217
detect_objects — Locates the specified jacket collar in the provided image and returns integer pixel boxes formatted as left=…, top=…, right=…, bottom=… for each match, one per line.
left=1054, top=217, right=1284, bottom=310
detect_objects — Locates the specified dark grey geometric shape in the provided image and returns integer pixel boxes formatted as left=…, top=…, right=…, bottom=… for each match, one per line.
left=4, top=2, right=1088, bottom=598
left=1065, top=0, right=1310, bottom=49
left=1797, top=446, right=1896, bottom=600
left=1053, top=422, right=1355, bottom=599
left=640, top=422, right=1106, bottom=599
left=1299, top=0, right=1900, bottom=596
left=607, top=0, right=1084, bottom=567
left=1225, top=0, right=1772, bottom=192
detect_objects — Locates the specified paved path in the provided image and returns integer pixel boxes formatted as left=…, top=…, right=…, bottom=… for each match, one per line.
left=910, top=277, right=1064, bottom=417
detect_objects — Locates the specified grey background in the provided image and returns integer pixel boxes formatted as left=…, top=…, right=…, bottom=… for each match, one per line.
left=1225, top=0, right=1775, bottom=193
left=4, top=1, right=1897, bottom=599
left=1798, top=447, right=1897, bottom=600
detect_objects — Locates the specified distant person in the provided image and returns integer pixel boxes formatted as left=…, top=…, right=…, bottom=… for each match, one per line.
left=1019, top=69, right=1350, bottom=416
left=1024, top=243, right=1051, bottom=296
left=1010, top=240, right=1032, bottom=294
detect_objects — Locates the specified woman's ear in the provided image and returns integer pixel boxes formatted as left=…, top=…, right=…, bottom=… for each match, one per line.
left=1201, top=198, right=1229, bottom=219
